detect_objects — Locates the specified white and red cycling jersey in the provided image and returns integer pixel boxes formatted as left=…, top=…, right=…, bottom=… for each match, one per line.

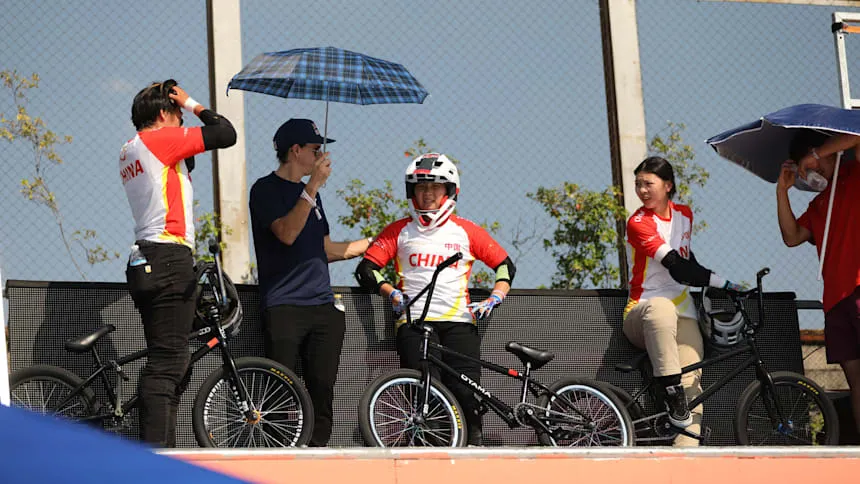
left=365, top=215, right=509, bottom=324
left=119, top=127, right=205, bottom=248
left=625, top=201, right=696, bottom=319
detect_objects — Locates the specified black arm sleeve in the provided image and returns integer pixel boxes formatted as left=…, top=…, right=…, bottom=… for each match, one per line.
left=355, top=258, right=390, bottom=293
left=493, top=256, right=516, bottom=285
left=199, top=109, right=237, bottom=150
left=660, top=249, right=712, bottom=287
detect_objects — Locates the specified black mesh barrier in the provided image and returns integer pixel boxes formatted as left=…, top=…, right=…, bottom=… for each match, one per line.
left=7, top=281, right=803, bottom=447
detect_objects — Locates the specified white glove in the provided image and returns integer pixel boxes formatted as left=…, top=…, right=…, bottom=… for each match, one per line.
left=467, top=293, right=504, bottom=320
left=389, top=289, right=409, bottom=314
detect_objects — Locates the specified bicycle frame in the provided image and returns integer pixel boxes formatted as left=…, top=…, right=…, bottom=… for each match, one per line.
left=53, top=244, right=258, bottom=425
left=401, top=252, right=590, bottom=435
left=418, top=340, right=555, bottom=431
left=629, top=268, right=789, bottom=442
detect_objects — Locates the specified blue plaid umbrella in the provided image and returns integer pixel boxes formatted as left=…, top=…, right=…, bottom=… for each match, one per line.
left=228, top=46, right=428, bottom=146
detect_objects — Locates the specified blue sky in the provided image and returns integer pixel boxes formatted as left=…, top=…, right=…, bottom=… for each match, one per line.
left=2, top=0, right=860, bottom=329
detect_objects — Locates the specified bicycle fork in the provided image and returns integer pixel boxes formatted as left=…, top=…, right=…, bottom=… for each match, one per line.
left=416, top=337, right=433, bottom=425
left=755, top=363, right=792, bottom=434
left=216, top=340, right=260, bottom=423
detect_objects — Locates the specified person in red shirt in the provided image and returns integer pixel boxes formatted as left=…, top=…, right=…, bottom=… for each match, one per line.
left=777, top=131, right=860, bottom=435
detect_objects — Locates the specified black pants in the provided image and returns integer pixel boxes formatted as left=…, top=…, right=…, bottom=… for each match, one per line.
left=263, top=302, right=346, bottom=447
left=396, top=322, right=482, bottom=433
left=126, top=241, right=196, bottom=447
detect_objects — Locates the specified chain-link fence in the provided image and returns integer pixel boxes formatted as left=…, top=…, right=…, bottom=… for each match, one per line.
left=3, top=1, right=860, bottom=344
left=0, top=0, right=213, bottom=284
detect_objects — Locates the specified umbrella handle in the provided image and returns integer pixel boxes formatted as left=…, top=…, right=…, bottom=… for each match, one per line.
left=323, top=101, right=329, bottom=153
left=817, top=151, right=841, bottom=281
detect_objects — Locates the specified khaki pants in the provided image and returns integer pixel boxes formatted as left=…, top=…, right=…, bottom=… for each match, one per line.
left=623, top=297, right=704, bottom=446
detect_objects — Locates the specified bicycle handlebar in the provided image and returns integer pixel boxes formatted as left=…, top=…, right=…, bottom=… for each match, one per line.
left=402, top=252, right=463, bottom=325
left=722, top=267, right=770, bottom=332
left=209, top=239, right=229, bottom=308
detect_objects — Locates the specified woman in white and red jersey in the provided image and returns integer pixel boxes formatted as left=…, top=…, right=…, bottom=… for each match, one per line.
left=624, top=156, right=741, bottom=446
left=355, top=153, right=516, bottom=446
left=121, top=79, right=236, bottom=447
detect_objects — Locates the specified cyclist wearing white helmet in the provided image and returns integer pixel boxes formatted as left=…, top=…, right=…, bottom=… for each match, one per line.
left=355, top=153, right=517, bottom=446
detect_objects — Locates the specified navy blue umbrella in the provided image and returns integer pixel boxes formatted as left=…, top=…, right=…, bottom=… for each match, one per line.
left=706, top=103, right=860, bottom=278
left=228, top=46, right=428, bottom=148
left=0, top=405, right=248, bottom=483
left=706, top=103, right=860, bottom=191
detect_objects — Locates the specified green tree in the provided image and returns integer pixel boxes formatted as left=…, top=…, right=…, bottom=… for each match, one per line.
left=648, top=121, right=710, bottom=233
left=0, top=71, right=118, bottom=279
left=527, top=184, right=627, bottom=288
left=194, top=200, right=231, bottom=264
left=193, top=201, right=257, bottom=283
left=530, top=122, right=709, bottom=289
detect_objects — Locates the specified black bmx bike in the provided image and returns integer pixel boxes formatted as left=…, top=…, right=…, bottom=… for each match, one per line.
left=358, top=252, right=635, bottom=447
left=606, top=268, right=839, bottom=446
left=10, top=242, right=315, bottom=448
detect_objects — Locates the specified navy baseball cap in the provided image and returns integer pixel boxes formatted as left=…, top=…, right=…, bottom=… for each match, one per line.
left=273, top=119, right=335, bottom=154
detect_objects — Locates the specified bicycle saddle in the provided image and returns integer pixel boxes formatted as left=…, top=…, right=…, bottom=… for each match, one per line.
left=65, top=324, right=116, bottom=353
left=505, top=342, right=554, bottom=370
left=615, top=352, right=648, bottom=373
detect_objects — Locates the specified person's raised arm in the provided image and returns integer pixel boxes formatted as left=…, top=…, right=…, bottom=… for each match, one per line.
left=797, top=133, right=860, bottom=180
left=776, top=163, right=812, bottom=247
left=269, top=154, right=332, bottom=246
left=169, top=85, right=236, bottom=150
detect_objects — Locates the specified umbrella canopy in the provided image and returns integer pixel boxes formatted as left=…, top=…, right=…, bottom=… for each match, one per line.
left=0, top=405, right=247, bottom=483
left=706, top=103, right=860, bottom=191
left=706, top=103, right=860, bottom=280
left=227, top=46, right=429, bottom=105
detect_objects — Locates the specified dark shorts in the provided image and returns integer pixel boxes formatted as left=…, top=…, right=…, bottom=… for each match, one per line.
left=824, top=285, right=860, bottom=364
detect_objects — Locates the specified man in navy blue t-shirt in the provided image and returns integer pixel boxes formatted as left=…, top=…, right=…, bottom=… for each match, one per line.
left=249, top=118, right=372, bottom=446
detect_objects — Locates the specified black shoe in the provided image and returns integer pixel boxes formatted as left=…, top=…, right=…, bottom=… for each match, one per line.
left=467, top=426, right=483, bottom=446
left=664, top=384, right=692, bottom=428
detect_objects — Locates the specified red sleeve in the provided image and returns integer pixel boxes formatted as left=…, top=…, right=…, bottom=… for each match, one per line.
left=797, top=210, right=816, bottom=245
left=626, top=210, right=667, bottom=259
left=139, top=126, right=205, bottom=166
left=365, top=218, right=409, bottom=267
left=454, top=216, right=509, bottom=268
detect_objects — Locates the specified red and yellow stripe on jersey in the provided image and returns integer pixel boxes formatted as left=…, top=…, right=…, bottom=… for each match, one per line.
left=365, top=215, right=509, bottom=325
left=625, top=201, right=695, bottom=320
left=119, top=126, right=205, bottom=248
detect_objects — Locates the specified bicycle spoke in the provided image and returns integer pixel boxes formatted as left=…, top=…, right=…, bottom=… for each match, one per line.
left=367, top=376, right=460, bottom=447
left=202, top=367, right=306, bottom=448
left=543, top=386, right=628, bottom=447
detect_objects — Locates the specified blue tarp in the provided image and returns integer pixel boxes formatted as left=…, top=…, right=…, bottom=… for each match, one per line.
left=0, top=405, right=247, bottom=483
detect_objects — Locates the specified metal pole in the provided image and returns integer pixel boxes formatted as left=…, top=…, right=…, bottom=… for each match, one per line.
left=206, top=0, right=250, bottom=282
left=0, top=270, right=9, bottom=406
left=704, top=0, right=860, bottom=6
left=600, top=0, right=648, bottom=288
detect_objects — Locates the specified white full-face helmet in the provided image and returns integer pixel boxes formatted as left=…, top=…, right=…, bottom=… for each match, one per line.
left=405, top=153, right=460, bottom=231
left=698, top=287, right=746, bottom=350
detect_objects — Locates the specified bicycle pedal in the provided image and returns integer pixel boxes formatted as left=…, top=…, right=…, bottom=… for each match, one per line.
left=700, top=426, right=712, bottom=445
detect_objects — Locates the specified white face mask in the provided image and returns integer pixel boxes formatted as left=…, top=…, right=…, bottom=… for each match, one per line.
left=804, top=170, right=829, bottom=192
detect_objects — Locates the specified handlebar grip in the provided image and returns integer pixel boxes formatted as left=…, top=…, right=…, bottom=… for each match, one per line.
left=209, top=239, right=220, bottom=256
left=436, top=252, right=463, bottom=272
